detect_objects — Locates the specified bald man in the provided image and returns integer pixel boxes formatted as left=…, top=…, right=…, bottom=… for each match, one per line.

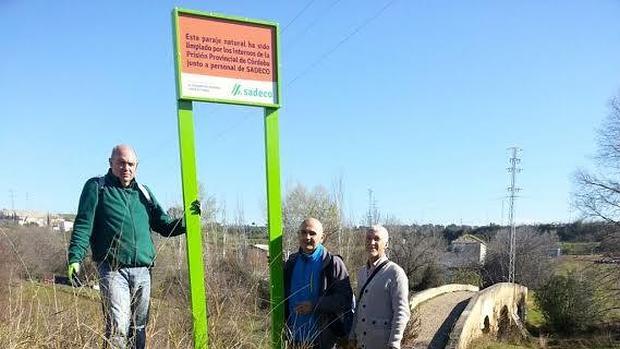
left=284, top=218, right=354, bottom=348
left=350, top=225, right=410, bottom=349
left=67, top=144, right=197, bottom=349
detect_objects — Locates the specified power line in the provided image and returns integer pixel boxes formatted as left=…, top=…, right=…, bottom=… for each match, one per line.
left=207, top=1, right=398, bottom=142
left=283, top=0, right=318, bottom=31
left=287, top=0, right=398, bottom=87
left=211, top=110, right=256, bottom=143
left=165, top=1, right=398, bottom=147
left=283, top=0, right=344, bottom=48
left=146, top=1, right=398, bottom=159
left=506, top=147, right=522, bottom=283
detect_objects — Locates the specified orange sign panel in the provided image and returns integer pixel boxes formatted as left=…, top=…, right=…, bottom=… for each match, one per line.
left=179, top=14, right=276, bottom=82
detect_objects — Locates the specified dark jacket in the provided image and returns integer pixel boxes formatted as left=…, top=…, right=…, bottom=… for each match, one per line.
left=284, top=247, right=354, bottom=348
left=68, top=170, right=184, bottom=267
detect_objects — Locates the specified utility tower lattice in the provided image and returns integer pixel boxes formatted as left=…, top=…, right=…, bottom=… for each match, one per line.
left=367, top=188, right=379, bottom=227
left=9, top=189, right=15, bottom=211
left=507, top=147, right=522, bottom=283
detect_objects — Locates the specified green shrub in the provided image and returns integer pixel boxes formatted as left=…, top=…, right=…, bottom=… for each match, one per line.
left=534, top=271, right=604, bottom=333
left=414, top=263, right=445, bottom=291
left=560, top=242, right=600, bottom=255
left=450, top=267, right=483, bottom=287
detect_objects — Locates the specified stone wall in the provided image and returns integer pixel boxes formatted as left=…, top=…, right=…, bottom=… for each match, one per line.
left=410, top=284, right=480, bottom=310
left=446, top=282, right=528, bottom=349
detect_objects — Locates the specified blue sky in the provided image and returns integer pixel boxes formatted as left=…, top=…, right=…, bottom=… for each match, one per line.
left=1, top=1, right=619, bottom=225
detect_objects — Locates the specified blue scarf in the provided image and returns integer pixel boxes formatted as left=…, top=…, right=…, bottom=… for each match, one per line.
left=287, top=243, right=324, bottom=343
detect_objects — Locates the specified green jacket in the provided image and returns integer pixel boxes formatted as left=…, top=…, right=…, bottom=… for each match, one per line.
left=68, top=170, right=184, bottom=267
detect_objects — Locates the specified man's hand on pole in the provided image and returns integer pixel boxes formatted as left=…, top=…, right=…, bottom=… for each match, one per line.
left=190, top=199, right=201, bottom=216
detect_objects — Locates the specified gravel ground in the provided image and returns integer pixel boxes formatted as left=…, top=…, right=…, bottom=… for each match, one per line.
left=409, top=290, right=475, bottom=349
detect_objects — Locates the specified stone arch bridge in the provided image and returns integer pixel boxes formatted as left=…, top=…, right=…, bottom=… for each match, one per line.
left=404, top=283, right=528, bottom=349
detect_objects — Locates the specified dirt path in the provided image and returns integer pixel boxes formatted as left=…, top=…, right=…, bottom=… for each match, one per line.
left=409, top=290, right=475, bottom=349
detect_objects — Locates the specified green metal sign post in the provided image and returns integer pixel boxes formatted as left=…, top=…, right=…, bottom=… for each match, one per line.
left=172, top=8, right=284, bottom=349
left=177, top=100, right=209, bottom=348
left=264, top=107, right=284, bottom=348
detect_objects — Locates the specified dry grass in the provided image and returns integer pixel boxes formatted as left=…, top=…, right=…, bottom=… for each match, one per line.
left=0, top=266, right=274, bottom=348
left=0, top=279, right=106, bottom=348
left=469, top=337, right=536, bottom=349
left=0, top=221, right=373, bottom=348
left=0, top=278, right=205, bottom=348
left=0, top=224, right=274, bottom=348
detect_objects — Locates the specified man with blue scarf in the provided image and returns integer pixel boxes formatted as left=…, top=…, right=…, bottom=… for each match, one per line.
left=284, top=218, right=354, bottom=349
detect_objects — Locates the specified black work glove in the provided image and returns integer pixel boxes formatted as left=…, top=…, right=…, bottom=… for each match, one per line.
left=190, top=199, right=201, bottom=216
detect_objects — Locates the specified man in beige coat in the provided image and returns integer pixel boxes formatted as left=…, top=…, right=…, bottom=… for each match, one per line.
left=350, top=225, right=410, bottom=349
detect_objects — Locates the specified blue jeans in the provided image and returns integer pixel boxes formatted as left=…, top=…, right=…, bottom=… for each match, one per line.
left=98, top=262, right=151, bottom=349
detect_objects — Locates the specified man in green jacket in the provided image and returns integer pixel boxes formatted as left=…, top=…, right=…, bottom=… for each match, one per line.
left=67, top=144, right=197, bottom=349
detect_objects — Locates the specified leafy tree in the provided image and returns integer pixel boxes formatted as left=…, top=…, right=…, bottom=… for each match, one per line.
left=538, top=221, right=608, bottom=243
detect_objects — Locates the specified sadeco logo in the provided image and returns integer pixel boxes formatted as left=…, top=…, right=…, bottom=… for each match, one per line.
left=231, top=83, right=242, bottom=96
left=231, top=84, right=273, bottom=99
